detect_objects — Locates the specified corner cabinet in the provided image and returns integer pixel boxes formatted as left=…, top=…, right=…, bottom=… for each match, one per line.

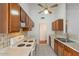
left=52, top=19, right=63, bottom=31
left=0, top=3, right=20, bottom=33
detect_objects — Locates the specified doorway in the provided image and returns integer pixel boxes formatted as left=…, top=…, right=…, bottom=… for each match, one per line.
left=39, top=20, right=47, bottom=44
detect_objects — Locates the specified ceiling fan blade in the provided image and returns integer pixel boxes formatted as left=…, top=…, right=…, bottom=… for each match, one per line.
left=50, top=4, right=58, bottom=8
left=38, top=9, right=45, bottom=14
left=48, top=10, right=52, bottom=14
left=38, top=4, right=44, bottom=8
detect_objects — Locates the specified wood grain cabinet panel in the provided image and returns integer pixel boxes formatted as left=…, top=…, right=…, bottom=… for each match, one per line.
left=0, top=4, right=8, bottom=33
left=54, top=39, right=58, bottom=55
left=52, top=19, right=63, bottom=31
left=54, top=39, right=79, bottom=56
left=21, top=9, right=25, bottom=22
left=0, top=3, right=34, bottom=33
left=0, top=3, right=20, bottom=33
left=63, top=46, right=73, bottom=56
left=57, top=41, right=64, bottom=56
left=9, top=3, right=20, bottom=33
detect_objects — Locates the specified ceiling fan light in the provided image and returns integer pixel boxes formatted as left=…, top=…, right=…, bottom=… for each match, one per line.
left=44, top=9, right=48, bottom=14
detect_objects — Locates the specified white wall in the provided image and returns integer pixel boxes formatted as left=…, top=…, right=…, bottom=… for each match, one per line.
left=20, top=3, right=66, bottom=40
left=67, top=3, right=79, bottom=37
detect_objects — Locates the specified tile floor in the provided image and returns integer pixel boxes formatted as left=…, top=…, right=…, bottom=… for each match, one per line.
left=35, top=44, right=56, bottom=56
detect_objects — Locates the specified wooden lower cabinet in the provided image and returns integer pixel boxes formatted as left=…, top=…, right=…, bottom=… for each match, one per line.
left=57, top=41, right=64, bottom=56
left=54, top=39, right=79, bottom=56
left=54, top=39, right=58, bottom=55
left=63, top=46, right=73, bottom=56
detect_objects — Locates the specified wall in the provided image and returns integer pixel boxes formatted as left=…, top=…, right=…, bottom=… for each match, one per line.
left=20, top=3, right=66, bottom=41
left=67, top=3, right=79, bottom=40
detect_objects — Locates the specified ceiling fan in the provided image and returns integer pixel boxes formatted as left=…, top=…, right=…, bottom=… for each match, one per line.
left=38, top=4, right=58, bottom=14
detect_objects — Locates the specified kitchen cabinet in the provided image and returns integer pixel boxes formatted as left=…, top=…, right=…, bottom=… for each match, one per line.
left=57, top=41, right=64, bottom=56
left=22, top=14, right=32, bottom=31
left=54, top=39, right=79, bottom=56
left=54, top=39, right=58, bottom=55
left=20, top=7, right=34, bottom=31
left=63, top=45, right=72, bottom=56
left=20, top=8, right=26, bottom=22
left=0, top=3, right=34, bottom=33
left=52, top=19, right=63, bottom=31
left=0, top=3, right=20, bottom=33
left=63, top=45, right=79, bottom=56
left=9, top=3, right=20, bottom=33
left=20, top=8, right=28, bottom=31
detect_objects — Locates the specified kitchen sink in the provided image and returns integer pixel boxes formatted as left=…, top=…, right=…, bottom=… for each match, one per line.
left=58, top=38, right=77, bottom=43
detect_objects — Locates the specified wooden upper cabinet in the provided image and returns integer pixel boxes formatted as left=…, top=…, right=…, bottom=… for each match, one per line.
left=52, top=19, right=63, bottom=31
left=9, top=3, right=20, bottom=33
left=25, top=14, right=29, bottom=27
left=0, top=3, right=20, bottom=33
left=21, top=8, right=26, bottom=22
left=0, top=4, right=8, bottom=33
left=0, top=3, right=34, bottom=33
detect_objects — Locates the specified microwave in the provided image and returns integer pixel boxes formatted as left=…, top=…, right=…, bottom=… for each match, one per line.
left=20, top=20, right=26, bottom=28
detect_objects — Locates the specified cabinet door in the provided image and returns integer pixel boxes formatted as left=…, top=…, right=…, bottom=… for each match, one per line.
left=25, top=14, right=29, bottom=27
left=9, top=3, right=20, bottom=33
left=54, top=40, right=58, bottom=55
left=63, top=46, right=72, bottom=56
left=21, top=8, right=26, bottom=22
left=22, top=14, right=29, bottom=31
left=52, top=19, right=63, bottom=31
left=0, top=4, right=8, bottom=33
left=57, top=41, right=64, bottom=56
left=58, top=20, right=63, bottom=31
left=28, top=17, right=32, bottom=31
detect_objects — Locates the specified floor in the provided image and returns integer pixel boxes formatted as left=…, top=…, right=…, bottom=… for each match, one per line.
left=35, top=44, right=56, bottom=56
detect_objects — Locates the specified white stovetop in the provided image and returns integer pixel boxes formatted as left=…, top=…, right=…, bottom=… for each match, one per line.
left=0, top=38, right=36, bottom=56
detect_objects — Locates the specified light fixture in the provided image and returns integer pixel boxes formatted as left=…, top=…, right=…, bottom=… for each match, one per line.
left=44, top=9, right=49, bottom=14
left=11, top=9, right=19, bottom=16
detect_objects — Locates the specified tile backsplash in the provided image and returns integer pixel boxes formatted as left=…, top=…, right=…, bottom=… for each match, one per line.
left=0, top=33, right=10, bottom=48
left=0, top=32, right=26, bottom=48
left=52, top=31, right=79, bottom=41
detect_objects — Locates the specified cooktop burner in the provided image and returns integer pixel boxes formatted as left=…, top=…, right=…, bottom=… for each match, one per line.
left=17, top=44, right=25, bottom=47
left=28, top=40, right=33, bottom=43
left=24, top=40, right=27, bottom=42
left=26, top=44, right=31, bottom=47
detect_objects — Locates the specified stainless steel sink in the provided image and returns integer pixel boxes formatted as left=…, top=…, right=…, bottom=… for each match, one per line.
left=58, top=38, right=76, bottom=43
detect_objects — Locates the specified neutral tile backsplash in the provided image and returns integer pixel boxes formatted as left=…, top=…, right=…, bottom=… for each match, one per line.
left=0, top=33, right=10, bottom=48
left=68, top=33, right=79, bottom=41
left=0, top=32, right=27, bottom=48
left=53, top=31, right=79, bottom=41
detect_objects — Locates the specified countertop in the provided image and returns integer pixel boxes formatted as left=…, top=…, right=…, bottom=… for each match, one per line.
left=56, top=38, right=79, bottom=53
left=0, top=47, right=31, bottom=56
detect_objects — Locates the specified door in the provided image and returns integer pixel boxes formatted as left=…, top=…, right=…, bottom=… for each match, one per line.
left=39, top=20, right=47, bottom=44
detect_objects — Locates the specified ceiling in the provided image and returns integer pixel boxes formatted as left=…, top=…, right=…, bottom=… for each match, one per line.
left=20, top=3, right=60, bottom=22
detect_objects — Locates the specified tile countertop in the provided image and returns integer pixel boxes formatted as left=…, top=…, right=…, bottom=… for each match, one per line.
left=56, top=38, right=79, bottom=53
left=0, top=37, right=36, bottom=56
left=0, top=47, right=31, bottom=56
